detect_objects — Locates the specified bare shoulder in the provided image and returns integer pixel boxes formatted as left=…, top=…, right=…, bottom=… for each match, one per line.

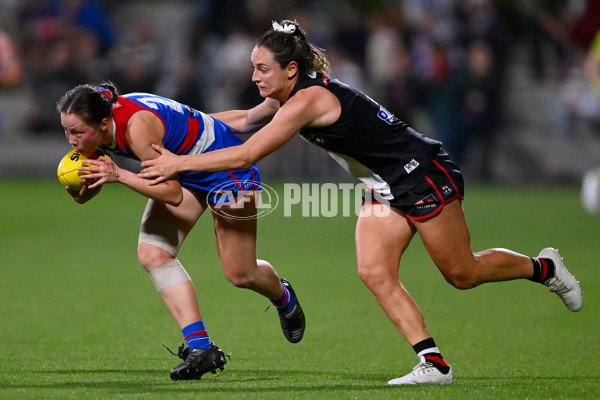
left=292, top=85, right=337, bottom=103
left=286, top=86, right=340, bottom=127
left=126, top=110, right=165, bottom=160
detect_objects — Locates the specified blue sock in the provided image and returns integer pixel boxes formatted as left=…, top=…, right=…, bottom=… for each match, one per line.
left=182, top=321, right=211, bottom=349
left=270, top=283, right=296, bottom=314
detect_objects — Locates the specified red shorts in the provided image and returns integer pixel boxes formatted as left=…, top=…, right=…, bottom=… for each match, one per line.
left=363, top=153, right=464, bottom=220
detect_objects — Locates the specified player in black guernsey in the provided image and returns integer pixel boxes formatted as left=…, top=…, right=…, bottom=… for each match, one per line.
left=140, top=20, right=583, bottom=385
left=289, top=70, right=462, bottom=219
left=292, top=71, right=442, bottom=202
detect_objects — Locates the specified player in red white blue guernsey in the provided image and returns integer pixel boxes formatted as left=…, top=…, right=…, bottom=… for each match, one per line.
left=56, top=82, right=305, bottom=380
left=139, top=21, right=583, bottom=385
left=105, top=90, right=261, bottom=201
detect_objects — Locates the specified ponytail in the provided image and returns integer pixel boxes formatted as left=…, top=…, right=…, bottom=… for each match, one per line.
left=96, top=82, right=119, bottom=104
left=258, top=19, right=330, bottom=75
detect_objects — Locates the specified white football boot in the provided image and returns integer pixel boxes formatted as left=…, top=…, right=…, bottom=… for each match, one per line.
left=539, top=248, right=582, bottom=312
left=387, top=362, right=453, bottom=385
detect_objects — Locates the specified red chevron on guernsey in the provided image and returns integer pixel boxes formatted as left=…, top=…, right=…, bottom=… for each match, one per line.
left=178, top=117, right=200, bottom=154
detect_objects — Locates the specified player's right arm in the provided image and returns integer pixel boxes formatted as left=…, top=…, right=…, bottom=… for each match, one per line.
left=82, top=111, right=184, bottom=206
left=210, top=98, right=279, bottom=133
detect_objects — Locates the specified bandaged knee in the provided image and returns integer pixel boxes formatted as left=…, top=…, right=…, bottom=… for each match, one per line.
left=138, top=220, right=185, bottom=258
left=149, top=259, right=191, bottom=292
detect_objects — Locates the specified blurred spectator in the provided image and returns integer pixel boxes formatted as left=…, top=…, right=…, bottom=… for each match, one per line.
left=23, top=36, right=84, bottom=133
left=364, top=6, right=405, bottom=99
left=380, top=45, right=424, bottom=126
left=0, top=29, right=23, bottom=87
left=436, top=39, right=501, bottom=180
left=0, top=28, right=23, bottom=135
left=516, top=0, right=581, bottom=80
left=328, top=46, right=367, bottom=93
left=17, top=0, right=117, bottom=134
left=556, top=29, right=600, bottom=136
left=155, top=57, right=205, bottom=111
left=583, top=31, right=600, bottom=101
left=569, top=0, right=600, bottom=52
left=57, top=0, right=117, bottom=55
left=334, top=3, right=368, bottom=68
left=108, top=19, right=160, bottom=93
left=205, top=21, right=256, bottom=110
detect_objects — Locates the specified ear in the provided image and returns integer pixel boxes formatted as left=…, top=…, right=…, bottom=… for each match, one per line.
left=286, top=61, right=298, bottom=79
left=100, top=117, right=111, bottom=133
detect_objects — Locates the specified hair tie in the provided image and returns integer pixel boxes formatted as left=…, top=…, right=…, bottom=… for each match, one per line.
left=95, top=86, right=116, bottom=104
left=272, top=21, right=296, bottom=34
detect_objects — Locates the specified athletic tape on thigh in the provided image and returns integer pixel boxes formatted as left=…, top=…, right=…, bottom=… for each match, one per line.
left=138, top=220, right=185, bottom=258
left=149, top=259, right=191, bottom=292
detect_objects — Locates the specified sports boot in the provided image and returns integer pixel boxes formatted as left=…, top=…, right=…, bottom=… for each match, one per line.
left=388, top=362, right=453, bottom=385
left=539, top=248, right=583, bottom=312
left=168, top=343, right=227, bottom=380
left=278, top=278, right=305, bottom=343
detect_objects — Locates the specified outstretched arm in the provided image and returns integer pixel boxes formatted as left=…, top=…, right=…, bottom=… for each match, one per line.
left=140, top=86, right=339, bottom=185
left=210, top=98, right=280, bottom=133
left=139, top=107, right=300, bottom=185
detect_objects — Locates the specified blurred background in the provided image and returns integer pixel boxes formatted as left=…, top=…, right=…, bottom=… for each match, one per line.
left=0, top=0, right=599, bottom=185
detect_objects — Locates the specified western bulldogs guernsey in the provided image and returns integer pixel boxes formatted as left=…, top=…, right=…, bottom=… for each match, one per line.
left=101, top=92, right=260, bottom=196
left=290, top=73, right=441, bottom=200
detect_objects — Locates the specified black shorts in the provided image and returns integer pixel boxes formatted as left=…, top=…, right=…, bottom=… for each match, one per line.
left=364, top=153, right=464, bottom=220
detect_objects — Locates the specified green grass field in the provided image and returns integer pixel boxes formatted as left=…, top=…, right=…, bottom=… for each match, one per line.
left=1, top=180, right=598, bottom=399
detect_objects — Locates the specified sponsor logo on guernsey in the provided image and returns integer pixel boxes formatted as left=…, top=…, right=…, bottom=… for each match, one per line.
left=377, top=105, right=397, bottom=125
left=441, top=185, right=452, bottom=196
left=404, top=159, right=419, bottom=174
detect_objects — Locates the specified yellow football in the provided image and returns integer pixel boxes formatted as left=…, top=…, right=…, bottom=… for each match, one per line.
left=57, top=149, right=110, bottom=191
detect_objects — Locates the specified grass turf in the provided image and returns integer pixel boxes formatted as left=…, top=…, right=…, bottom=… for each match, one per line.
left=0, top=180, right=598, bottom=399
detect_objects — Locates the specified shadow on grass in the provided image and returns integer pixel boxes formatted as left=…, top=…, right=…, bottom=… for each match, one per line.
left=2, top=368, right=596, bottom=395
left=0, top=367, right=399, bottom=394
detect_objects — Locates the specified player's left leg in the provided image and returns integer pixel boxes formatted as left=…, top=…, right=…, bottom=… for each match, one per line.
left=413, top=199, right=582, bottom=310
left=412, top=199, right=533, bottom=288
left=138, top=189, right=227, bottom=380
left=138, top=189, right=207, bottom=328
left=211, top=191, right=305, bottom=343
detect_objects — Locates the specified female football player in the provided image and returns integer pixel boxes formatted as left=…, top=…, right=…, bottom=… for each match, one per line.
left=138, top=20, right=583, bottom=385
left=56, top=82, right=305, bottom=380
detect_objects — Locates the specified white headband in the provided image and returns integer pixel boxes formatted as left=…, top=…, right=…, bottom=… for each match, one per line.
left=272, top=21, right=296, bottom=34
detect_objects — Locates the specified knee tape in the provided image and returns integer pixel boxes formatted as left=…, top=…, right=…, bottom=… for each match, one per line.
left=138, top=220, right=185, bottom=258
left=149, top=259, right=191, bottom=292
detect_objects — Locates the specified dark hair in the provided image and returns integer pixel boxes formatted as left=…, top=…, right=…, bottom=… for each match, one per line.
left=256, top=20, right=330, bottom=75
left=56, top=82, right=119, bottom=127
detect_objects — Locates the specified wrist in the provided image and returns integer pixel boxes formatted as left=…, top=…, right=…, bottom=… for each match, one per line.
left=178, top=156, right=188, bottom=173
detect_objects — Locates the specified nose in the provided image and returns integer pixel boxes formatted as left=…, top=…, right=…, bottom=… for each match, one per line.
left=66, top=133, right=77, bottom=146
